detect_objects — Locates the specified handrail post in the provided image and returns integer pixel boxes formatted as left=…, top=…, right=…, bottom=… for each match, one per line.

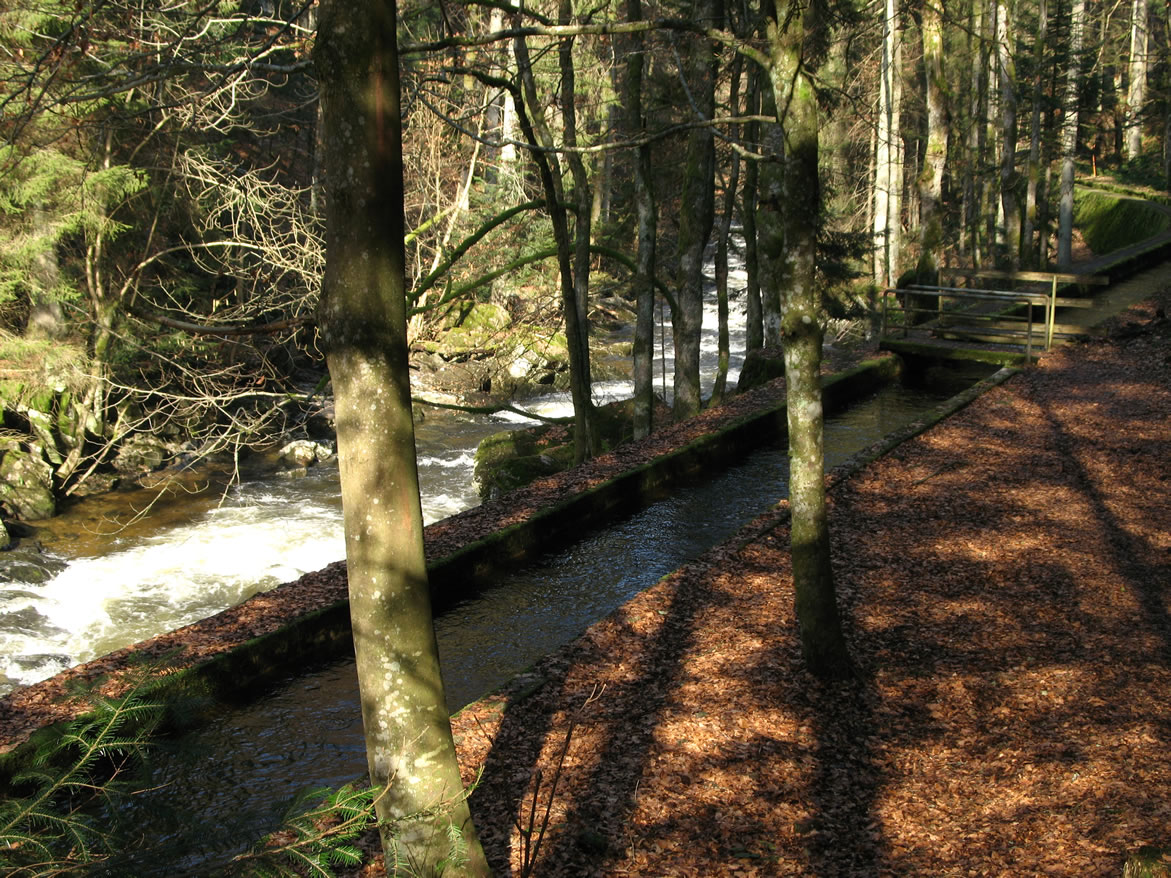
left=1047, top=274, right=1057, bottom=350
left=1026, top=299, right=1033, bottom=362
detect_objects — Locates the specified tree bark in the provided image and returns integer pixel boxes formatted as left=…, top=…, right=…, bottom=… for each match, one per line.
left=1058, top=0, right=1086, bottom=269
left=757, top=87, right=785, bottom=349
left=673, top=0, right=719, bottom=419
left=997, top=0, right=1021, bottom=268
left=1125, top=0, right=1149, bottom=160
left=559, top=0, right=598, bottom=460
left=711, top=54, right=742, bottom=406
left=512, top=21, right=598, bottom=460
left=624, top=0, right=658, bottom=440
left=767, top=0, right=853, bottom=680
left=1023, top=0, right=1048, bottom=267
left=741, top=67, right=764, bottom=353
left=873, top=0, right=903, bottom=288
left=315, top=3, right=489, bottom=873
left=917, top=0, right=948, bottom=280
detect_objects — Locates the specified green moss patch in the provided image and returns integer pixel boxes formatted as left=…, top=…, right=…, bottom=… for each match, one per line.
left=1074, top=189, right=1171, bottom=256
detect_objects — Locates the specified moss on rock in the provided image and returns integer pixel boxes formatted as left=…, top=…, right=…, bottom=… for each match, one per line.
left=472, top=397, right=670, bottom=500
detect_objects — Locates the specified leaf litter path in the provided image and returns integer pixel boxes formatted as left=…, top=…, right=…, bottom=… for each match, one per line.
left=408, top=288, right=1171, bottom=877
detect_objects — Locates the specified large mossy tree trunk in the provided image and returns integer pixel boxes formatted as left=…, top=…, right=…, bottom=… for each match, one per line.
left=314, top=4, right=490, bottom=874
left=767, top=0, right=853, bottom=680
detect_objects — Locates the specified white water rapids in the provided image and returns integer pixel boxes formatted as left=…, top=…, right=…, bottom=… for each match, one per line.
left=0, top=284, right=750, bottom=694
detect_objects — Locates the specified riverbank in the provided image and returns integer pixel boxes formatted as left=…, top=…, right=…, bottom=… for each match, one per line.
left=402, top=285, right=1170, bottom=875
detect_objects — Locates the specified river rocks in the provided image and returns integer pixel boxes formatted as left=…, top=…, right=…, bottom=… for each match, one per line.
left=277, top=439, right=336, bottom=468
left=0, top=443, right=56, bottom=520
left=473, top=397, right=671, bottom=500
left=111, top=434, right=168, bottom=475
left=415, top=302, right=572, bottom=399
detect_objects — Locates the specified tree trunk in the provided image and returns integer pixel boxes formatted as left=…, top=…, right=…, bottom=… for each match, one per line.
left=917, top=0, right=948, bottom=280
left=767, top=0, right=852, bottom=680
left=1058, top=0, right=1087, bottom=269
left=513, top=23, right=598, bottom=459
left=741, top=69, right=763, bottom=353
left=314, top=3, right=489, bottom=873
left=961, top=0, right=986, bottom=265
left=873, top=0, right=903, bottom=288
left=673, top=0, right=719, bottom=419
left=711, top=55, right=742, bottom=406
left=559, top=0, right=598, bottom=460
left=25, top=208, right=65, bottom=340
left=757, top=87, right=785, bottom=349
left=624, top=0, right=658, bottom=439
left=997, top=0, right=1021, bottom=269
left=1023, top=0, right=1048, bottom=267
left=1125, top=0, right=1149, bottom=160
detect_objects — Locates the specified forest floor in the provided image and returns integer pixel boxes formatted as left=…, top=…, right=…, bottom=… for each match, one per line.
left=350, top=282, right=1171, bottom=876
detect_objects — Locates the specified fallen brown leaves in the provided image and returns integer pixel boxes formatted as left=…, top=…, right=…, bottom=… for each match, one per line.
left=441, top=290, right=1171, bottom=876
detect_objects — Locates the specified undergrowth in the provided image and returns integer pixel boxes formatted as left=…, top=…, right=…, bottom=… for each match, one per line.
left=0, top=679, right=164, bottom=876
left=0, top=671, right=480, bottom=877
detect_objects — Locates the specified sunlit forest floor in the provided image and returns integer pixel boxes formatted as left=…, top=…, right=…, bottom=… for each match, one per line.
left=374, top=284, right=1171, bottom=876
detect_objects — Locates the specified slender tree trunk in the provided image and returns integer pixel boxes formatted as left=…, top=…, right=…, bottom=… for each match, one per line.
left=625, top=0, right=657, bottom=439
left=742, top=69, right=763, bottom=353
left=984, top=0, right=1000, bottom=263
left=767, top=0, right=852, bottom=679
left=673, top=0, right=719, bottom=419
left=1023, top=0, right=1048, bottom=267
left=314, top=3, right=489, bottom=873
left=513, top=23, right=598, bottom=459
left=997, top=0, right=1020, bottom=268
left=757, top=86, right=785, bottom=348
left=1125, top=0, right=1149, bottom=159
left=873, top=0, right=903, bottom=288
left=1058, top=0, right=1087, bottom=268
left=559, top=0, right=596, bottom=457
left=711, top=55, right=742, bottom=406
left=917, top=0, right=948, bottom=280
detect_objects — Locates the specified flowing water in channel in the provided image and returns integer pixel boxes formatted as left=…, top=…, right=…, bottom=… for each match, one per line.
left=98, top=372, right=981, bottom=875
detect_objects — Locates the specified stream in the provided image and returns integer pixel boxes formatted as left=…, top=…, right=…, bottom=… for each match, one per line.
left=97, top=369, right=984, bottom=875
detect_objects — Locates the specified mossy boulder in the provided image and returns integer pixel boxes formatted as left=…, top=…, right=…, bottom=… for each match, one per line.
left=417, top=311, right=573, bottom=399
left=0, top=443, right=56, bottom=520
left=111, top=434, right=168, bottom=475
left=433, top=302, right=512, bottom=355
left=472, top=397, right=668, bottom=500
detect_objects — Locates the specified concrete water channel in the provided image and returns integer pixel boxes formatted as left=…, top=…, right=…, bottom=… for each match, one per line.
left=96, top=363, right=994, bottom=874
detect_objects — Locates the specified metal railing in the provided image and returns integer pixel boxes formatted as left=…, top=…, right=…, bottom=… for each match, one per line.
left=881, top=269, right=1104, bottom=359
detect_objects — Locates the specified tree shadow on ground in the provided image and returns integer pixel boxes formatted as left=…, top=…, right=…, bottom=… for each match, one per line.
left=463, top=320, right=1171, bottom=875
